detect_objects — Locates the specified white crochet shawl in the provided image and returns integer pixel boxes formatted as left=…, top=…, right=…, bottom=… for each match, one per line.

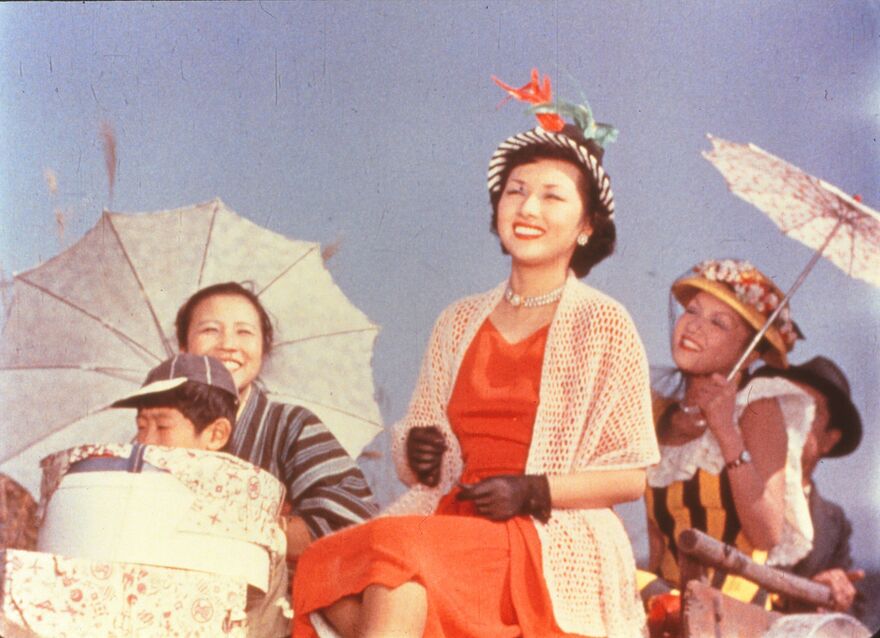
left=384, top=274, right=660, bottom=637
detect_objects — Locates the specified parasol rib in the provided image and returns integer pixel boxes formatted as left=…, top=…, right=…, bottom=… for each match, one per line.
left=196, top=200, right=220, bottom=289
left=776, top=209, right=824, bottom=235
left=104, top=212, right=175, bottom=358
left=256, top=245, right=318, bottom=298
left=0, top=363, right=145, bottom=382
left=727, top=216, right=845, bottom=381
left=845, top=219, right=857, bottom=276
left=266, top=393, right=381, bottom=426
left=272, top=326, right=379, bottom=349
left=14, top=276, right=162, bottom=364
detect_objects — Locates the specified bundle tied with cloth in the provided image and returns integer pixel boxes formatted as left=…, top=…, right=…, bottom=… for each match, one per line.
left=0, top=354, right=288, bottom=638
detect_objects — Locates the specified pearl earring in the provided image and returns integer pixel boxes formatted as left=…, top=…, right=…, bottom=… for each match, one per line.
left=576, top=233, right=590, bottom=247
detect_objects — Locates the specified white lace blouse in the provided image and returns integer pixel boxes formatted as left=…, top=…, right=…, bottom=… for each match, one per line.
left=647, top=376, right=815, bottom=566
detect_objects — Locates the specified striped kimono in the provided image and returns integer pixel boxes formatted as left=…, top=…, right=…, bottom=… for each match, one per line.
left=229, top=384, right=378, bottom=538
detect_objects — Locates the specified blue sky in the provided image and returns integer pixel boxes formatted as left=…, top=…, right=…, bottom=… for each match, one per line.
left=1, top=2, right=878, bottom=570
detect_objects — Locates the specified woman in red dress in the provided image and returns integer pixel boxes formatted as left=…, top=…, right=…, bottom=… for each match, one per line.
left=292, top=71, right=660, bottom=638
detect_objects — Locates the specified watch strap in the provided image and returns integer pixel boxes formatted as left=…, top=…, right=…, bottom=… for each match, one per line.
left=724, top=449, right=751, bottom=471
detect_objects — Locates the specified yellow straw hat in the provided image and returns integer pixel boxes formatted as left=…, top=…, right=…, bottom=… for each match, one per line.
left=671, top=259, right=799, bottom=368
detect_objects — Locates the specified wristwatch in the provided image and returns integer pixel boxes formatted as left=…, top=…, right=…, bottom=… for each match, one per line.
left=724, top=449, right=752, bottom=471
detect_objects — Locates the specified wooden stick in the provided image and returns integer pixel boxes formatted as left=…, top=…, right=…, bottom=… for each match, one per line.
left=677, top=528, right=834, bottom=609
left=726, top=215, right=844, bottom=381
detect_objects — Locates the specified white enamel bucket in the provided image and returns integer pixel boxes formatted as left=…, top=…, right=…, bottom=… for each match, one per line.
left=762, top=613, right=871, bottom=638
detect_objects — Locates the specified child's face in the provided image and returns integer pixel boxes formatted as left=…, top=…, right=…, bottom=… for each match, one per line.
left=135, top=406, right=213, bottom=449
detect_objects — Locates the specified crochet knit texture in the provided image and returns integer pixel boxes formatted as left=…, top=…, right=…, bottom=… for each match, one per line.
left=385, top=274, right=660, bottom=637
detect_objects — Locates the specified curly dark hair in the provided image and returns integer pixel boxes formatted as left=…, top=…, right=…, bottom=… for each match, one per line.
left=175, top=282, right=274, bottom=357
left=489, top=128, right=616, bottom=278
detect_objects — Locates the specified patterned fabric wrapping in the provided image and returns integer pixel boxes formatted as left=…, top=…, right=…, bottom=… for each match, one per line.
left=0, top=474, right=38, bottom=551
left=1, top=549, right=247, bottom=637
left=38, top=444, right=287, bottom=558
left=384, top=274, right=660, bottom=637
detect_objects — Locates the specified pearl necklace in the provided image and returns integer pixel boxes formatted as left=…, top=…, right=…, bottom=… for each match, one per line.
left=504, top=283, right=565, bottom=308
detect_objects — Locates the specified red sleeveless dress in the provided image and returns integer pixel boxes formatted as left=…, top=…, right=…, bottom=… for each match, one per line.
left=292, top=319, right=581, bottom=637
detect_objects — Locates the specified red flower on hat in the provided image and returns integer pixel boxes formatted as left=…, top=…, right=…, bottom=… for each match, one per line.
left=493, top=68, right=565, bottom=132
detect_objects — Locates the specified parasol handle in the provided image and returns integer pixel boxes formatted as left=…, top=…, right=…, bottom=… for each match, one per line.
left=726, top=216, right=846, bottom=381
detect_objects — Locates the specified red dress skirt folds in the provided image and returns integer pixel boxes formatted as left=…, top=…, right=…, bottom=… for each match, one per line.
left=293, top=319, right=582, bottom=637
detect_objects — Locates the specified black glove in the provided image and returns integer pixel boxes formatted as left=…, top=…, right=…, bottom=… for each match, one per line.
left=406, top=426, right=447, bottom=487
left=455, top=474, right=551, bottom=523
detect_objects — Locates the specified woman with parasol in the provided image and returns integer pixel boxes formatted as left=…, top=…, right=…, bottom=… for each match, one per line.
left=291, top=70, right=659, bottom=638
left=174, top=282, right=379, bottom=636
left=175, top=282, right=379, bottom=553
left=643, top=259, right=816, bottom=612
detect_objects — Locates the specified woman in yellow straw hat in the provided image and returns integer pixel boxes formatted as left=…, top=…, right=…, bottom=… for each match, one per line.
left=642, top=258, right=816, bottom=615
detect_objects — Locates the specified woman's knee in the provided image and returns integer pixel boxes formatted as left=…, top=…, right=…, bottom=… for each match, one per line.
left=360, top=581, right=427, bottom=636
